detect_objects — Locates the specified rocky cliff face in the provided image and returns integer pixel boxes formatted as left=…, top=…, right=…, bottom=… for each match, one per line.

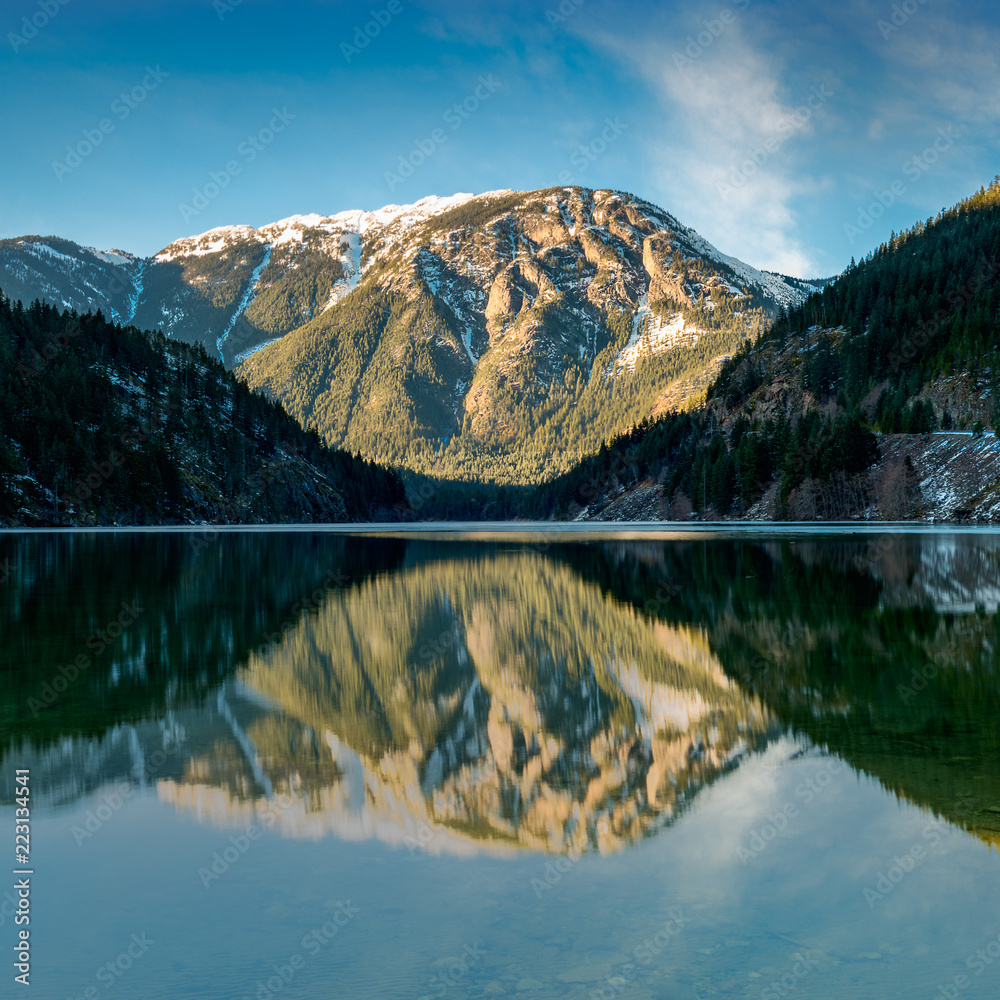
left=232, top=188, right=818, bottom=481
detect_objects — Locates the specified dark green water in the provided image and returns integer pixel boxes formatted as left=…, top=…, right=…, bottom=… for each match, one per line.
left=1, top=529, right=999, bottom=1000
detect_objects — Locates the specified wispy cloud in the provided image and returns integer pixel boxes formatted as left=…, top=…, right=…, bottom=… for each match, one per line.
left=585, top=13, right=832, bottom=274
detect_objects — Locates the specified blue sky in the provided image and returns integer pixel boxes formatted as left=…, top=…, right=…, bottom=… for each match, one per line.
left=1, top=0, right=997, bottom=278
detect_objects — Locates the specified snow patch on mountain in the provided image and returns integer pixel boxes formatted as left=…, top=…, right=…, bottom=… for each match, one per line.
left=626, top=207, right=822, bottom=310
left=616, top=313, right=694, bottom=374
left=87, top=248, right=138, bottom=267
left=216, top=245, right=273, bottom=360
left=20, top=241, right=77, bottom=266
left=610, top=291, right=703, bottom=376
left=233, top=337, right=284, bottom=364
left=155, top=226, right=257, bottom=262
left=126, top=260, right=145, bottom=324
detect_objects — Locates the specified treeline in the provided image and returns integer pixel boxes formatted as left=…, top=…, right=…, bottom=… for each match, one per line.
left=0, top=294, right=406, bottom=525
left=240, top=276, right=762, bottom=488
left=716, top=175, right=1000, bottom=427
left=527, top=408, right=876, bottom=518
left=407, top=405, right=877, bottom=520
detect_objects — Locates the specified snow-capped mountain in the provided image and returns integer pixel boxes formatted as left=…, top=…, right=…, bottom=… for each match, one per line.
left=1, top=189, right=817, bottom=363
left=1, top=193, right=511, bottom=365
left=0, top=188, right=822, bottom=482
left=0, top=236, right=145, bottom=327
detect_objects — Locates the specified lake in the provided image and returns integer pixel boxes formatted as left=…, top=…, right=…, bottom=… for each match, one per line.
left=1, top=527, right=999, bottom=1000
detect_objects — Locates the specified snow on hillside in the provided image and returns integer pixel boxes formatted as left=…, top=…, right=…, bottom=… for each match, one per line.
left=153, top=193, right=501, bottom=265
left=216, top=245, right=273, bottom=361
left=87, top=248, right=139, bottom=267
left=616, top=311, right=695, bottom=374
left=0, top=239, right=144, bottom=324
left=20, top=241, right=77, bottom=266
left=329, top=192, right=485, bottom=234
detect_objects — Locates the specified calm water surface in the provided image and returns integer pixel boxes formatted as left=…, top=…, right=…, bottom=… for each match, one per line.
left=1, top=529, right=999, bottom=1000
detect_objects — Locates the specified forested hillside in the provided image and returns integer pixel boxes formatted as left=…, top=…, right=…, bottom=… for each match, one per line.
left=730, top=176, right=1000, bottom=425
left=0, top=294, right=406, bottom=525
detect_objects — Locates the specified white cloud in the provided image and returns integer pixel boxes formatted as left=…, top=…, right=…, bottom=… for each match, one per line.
left=588, top=22, right=827, bottom=275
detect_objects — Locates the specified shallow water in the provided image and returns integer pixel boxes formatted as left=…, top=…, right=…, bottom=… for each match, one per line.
left=1, top=529, right=999, bottom=999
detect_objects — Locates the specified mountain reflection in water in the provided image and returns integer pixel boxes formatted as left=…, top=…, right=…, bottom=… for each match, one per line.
left=2, top=531, right=998, bottom=855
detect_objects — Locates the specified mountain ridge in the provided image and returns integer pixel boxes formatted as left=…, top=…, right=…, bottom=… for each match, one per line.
left=477, top=178, right=1000, bottom=523
left=0, top=296, right=407, bottom=526
left=0, top=188, right=820, bottom=362
left=2, top=187, right=822, bottom=486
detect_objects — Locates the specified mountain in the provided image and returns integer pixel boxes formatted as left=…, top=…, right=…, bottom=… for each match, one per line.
left=0, top=238, right=144, bottom=325
left=495, top=178, right=1000, bottom=522
left=0, top=296, right=406, bottom=526
left=235, top=188, right=820, bottom=483
left=1, top=188, right=820, bottom=485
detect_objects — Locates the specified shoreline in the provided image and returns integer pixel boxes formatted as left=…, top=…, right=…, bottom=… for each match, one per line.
left=2, top=520, right=1000, bottom=539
